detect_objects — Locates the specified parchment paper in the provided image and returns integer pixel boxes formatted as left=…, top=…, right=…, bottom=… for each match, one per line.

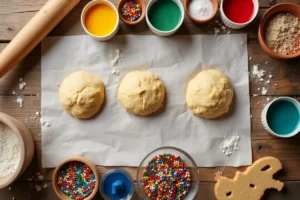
left=41, top=35, right=251, bottom=168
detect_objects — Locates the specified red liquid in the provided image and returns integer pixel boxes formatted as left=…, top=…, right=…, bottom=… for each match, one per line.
left=223, top=0, right=254, bottom=23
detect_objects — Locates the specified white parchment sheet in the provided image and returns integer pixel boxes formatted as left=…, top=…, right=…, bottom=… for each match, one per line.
left=41, top=34, right=251, bottom=168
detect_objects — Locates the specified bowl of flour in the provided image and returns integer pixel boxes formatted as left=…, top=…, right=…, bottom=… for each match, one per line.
left=0, top=112, right=34, bottom=189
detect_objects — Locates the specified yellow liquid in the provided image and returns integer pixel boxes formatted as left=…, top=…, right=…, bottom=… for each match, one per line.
left=84, top=4, right=117, bottom=36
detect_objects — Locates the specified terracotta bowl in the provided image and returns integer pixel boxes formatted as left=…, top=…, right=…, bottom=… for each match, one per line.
left=184, top=0, right=218, bottom=24
left=0, top=112, right=35, bottom=189
left=118, top=0, right=146, bottom=25
left=258, top=3, right=300, bottom=59
left=52, top=156, right=99, bottom=200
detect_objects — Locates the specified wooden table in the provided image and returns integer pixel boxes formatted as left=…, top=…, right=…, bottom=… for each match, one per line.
left=0, top=0, right=300, bottom=199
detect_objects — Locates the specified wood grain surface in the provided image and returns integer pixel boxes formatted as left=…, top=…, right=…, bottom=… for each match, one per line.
left=0, top=0, right=300, bottom=199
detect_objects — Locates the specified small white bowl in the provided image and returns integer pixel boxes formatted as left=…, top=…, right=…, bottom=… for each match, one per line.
left=146, top=0, right=185, bottom=36
left=81, top=0, right=119, bottom=41
left=261, top=97, right=300, bottom=138
left=220, top=0, right=259, bottom=29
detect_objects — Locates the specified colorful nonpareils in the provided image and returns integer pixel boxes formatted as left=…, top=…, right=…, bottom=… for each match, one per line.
left=142, top=153, right=192, bottom=200
left=121, top=0, right=142, bottom=22
left=57, top=161, right=96, bottom=200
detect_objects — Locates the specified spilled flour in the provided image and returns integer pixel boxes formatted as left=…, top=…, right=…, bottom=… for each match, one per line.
left=220, top=133, right=240, bottom=156
left=0, top=123, right=21, bottom=177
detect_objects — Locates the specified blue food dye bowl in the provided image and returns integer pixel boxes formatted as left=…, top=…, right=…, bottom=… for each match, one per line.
left=261, top=97, right=300, bottom=138
left=99, top=169, right=134, bottom=200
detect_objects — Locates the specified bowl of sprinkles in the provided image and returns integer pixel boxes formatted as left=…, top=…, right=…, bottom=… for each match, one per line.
left=118, top=0, right=145, bottom=25
left=52, top=157, right=99, bottom=200
left=137, top=147, right=200, bottom=200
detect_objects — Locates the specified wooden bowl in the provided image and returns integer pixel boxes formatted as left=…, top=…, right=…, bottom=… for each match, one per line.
left=184, top=0, right=218, bottom=24
left=0, top=112, right=34, bottom=189
left=118, top=0, right=145, bottom=25
left=52, top=157, right=99, bottom=200
left=258, top=3, right=300, bottom=59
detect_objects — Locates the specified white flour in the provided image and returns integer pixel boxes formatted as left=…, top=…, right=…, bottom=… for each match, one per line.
left=220, top=134, right=240, bottom=156
left=252, top=64, right=265, bottom=79
left=189, top=0, right=213, bottom=20
left=0, top=123, right=21, bottom=177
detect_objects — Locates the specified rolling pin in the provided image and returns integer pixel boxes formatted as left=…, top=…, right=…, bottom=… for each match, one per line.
left=0, top=0, right=80, bottom=78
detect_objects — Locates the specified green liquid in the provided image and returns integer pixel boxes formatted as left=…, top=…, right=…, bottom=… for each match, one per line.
left=267, top=100, right=300, bottom=135
left=148, top=0, right=181, bottom=31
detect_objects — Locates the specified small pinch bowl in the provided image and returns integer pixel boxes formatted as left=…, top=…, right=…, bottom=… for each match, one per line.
left=258, top=3, right=300, bottom=59
left=118, top=0, right=146, bottom=25
left=146, top=0, right=185, bottom=37
left=137, top=146, right=200, bottom=200
left=0, top=112, right=34, bottom=189
left=184, top=0, right=218, bottom=24
left=261, top=97, right=300, bottom=138
left=220, top=0, right=259, bottom=29
left=81, top=0, right=120, bottom=41
left=52, top=156, right=99, bottom=200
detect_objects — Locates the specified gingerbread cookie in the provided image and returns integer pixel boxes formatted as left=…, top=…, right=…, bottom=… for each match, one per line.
left=214, top=157, right=284, bottom=200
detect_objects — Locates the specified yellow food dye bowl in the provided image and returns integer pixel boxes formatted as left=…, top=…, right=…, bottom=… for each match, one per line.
left=81, top=0, right=119, bottom=41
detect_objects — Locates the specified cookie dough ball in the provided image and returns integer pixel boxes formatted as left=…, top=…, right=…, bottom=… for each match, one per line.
left=118, top=71, right=165, bottom=116
left=186, top=69, right=233, bottom=119
left=59, top=71, right=105, bottom=119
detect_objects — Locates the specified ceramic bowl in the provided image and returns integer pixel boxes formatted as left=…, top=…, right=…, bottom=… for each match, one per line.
left=261, top=97, right=300, bottom=138
left=0, top=112, right=35, bottom=189
left=118, top=0, right=146, bottom=25
left=258, top=3, right=300, bottom=59
left=52, top=156, right=99, bottom=200
left=146, top=0, right=185, bottom=36
left=81, top=0, right=119, bottom=41
left=99, top=169, right=135, bottom=200
left=184, top=0, right=218, bottom=24
left=137, top=146, right=200, bottom=200
left=220, top=0, right=259, bottom=29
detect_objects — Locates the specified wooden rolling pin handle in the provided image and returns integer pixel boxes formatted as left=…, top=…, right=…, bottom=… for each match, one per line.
left=0, top=0, right=80, bottom=78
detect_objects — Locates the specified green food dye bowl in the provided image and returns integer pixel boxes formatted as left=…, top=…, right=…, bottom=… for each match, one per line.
left=146, top=0, right=185, bottom=36
left=261, top=97, right=300, bottom=138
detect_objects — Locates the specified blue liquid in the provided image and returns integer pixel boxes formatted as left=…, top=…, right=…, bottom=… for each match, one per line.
left=101, top=171, right=133, bottom=200
left=267, top=100, right=300, bottom=135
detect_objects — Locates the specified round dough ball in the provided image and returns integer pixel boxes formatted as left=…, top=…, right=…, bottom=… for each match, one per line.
left=59, top=71, right=105, bottom=119
left=118, top=71, right=165, bottom=116
left=186, top=69, right=234, bottom=119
